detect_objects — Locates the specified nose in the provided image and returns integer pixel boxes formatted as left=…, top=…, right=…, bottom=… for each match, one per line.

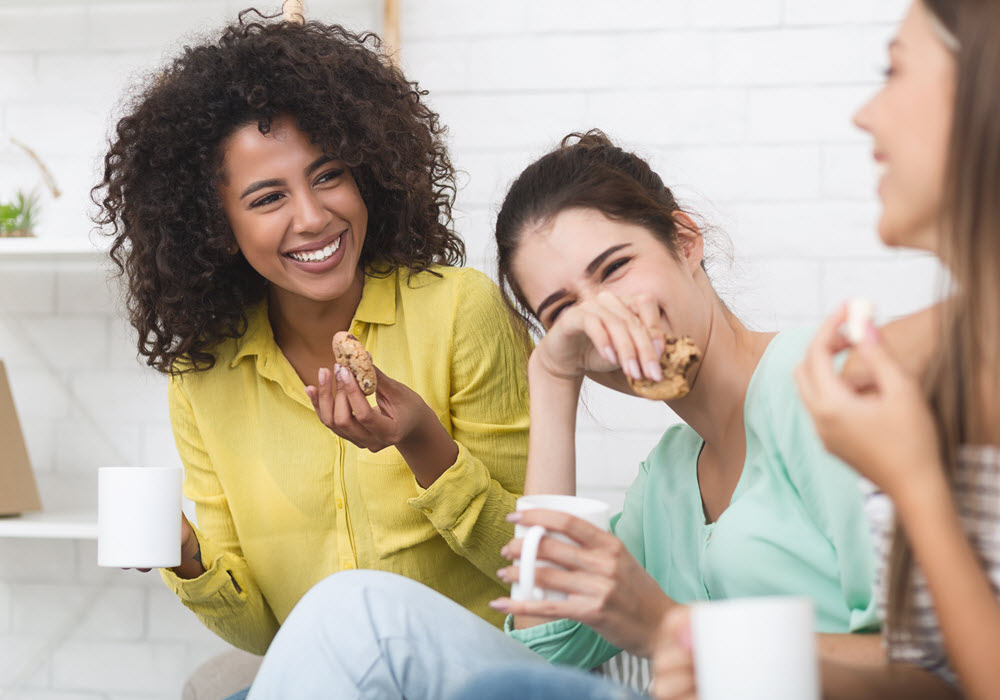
left=292, top=188, right=333, bottom=235
left=853, top=93, right=875, bottom=134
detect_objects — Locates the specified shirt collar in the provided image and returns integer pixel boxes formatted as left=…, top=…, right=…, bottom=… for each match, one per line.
left=230, top=268, right=399, bottom=368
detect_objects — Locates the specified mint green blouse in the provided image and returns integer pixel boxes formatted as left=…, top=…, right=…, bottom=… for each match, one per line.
left=507, top=327, right=879, bottom=669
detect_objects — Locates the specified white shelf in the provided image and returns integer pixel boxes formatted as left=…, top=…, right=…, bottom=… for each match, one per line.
left=0, top=238, right=109, bottom=261
left=0, top=509, right=98, bottom=539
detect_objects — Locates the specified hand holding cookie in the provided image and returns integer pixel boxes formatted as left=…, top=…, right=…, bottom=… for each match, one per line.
left=305, top=332, right=459, bottom=486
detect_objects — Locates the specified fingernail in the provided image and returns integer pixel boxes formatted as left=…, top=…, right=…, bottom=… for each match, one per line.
left=500, top=546, right=510, bottom=558
left=337, top=366, right=350, bottom=382
left=497, top=567, right=509, bottom=580
left=645, top=360, right=663, bottom=382
left=603, top=346, right=618, bottom=365
left=506, top=512, right=522, bottom=523
left=653, top=337, right=665, bottom=355
left=865, top=322, right=880, bottom=344
left=319, top=368, right=329, bottom=384
left=488, top=599, right=509, bottom=611
left=627, top=358, right=642, bottom=380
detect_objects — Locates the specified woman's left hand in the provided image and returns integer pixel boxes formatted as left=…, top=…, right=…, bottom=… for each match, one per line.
left=794, top=305, right=942, bottom=499
left=306, top=363, right=458, bottom=486
left=491, top=509, right=672, bottom=658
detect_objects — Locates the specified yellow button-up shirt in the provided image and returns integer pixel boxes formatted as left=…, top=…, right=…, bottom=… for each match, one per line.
left=160, top=266, right=530, bottom=654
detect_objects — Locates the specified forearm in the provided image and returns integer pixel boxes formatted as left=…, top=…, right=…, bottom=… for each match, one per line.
left=817, top=633, right=884, bottom=668
left=894, top=471, right=1000, bottom=700
left=822, top=660, right=960, bottom=700
left=397, top=409, right=460, bottom=488
left=525, top=354, right=583, bottom=495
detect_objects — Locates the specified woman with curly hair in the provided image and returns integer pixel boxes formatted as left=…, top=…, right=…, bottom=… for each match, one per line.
left=93, top=10, right=530, bottom=656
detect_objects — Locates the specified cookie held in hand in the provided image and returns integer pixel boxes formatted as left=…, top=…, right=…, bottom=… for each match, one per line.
left=332, top=331, right=377, bottom=396
left=628, top=336, right=702, bottom=400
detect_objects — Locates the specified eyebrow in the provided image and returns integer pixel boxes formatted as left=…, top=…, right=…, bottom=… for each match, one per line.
left=239, top=155, right=337, bottom=200
left=534, top=243, right=632, bottom=319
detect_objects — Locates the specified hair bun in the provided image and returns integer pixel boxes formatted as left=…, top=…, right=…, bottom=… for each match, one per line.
left=560, top=129, right=614, bottom=150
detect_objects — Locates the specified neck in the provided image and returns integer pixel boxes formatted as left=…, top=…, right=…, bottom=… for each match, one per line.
left=669, top=292, right=775, bottom=453
left=268, top=270, right=366, bottom=358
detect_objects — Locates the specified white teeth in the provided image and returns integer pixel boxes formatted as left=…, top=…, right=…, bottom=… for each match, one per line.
left=288, top=236, right=341, bottom=263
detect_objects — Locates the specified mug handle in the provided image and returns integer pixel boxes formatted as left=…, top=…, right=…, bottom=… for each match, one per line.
left=518, top=525, right=547, bottom=601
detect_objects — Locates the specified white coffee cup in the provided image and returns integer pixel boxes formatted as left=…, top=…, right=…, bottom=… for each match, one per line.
left=691, top=596, right=819, bottom=700
left=511, top=494, right=610, bottom=602
left=98, top=466, right=183, bottom=569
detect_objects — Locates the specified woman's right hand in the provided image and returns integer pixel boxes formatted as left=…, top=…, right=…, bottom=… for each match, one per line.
left=171, top=513, right=206, bottom=579
left=532, top=290, right=667, bottom=384
left=651, top=606, right=697, bottom=700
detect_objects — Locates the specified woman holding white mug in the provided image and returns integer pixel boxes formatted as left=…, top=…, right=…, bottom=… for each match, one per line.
left=243, top=132, right=885, bottom=699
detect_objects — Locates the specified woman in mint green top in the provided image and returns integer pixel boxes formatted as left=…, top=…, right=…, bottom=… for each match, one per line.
left=241, top=132, right=880, bottom=700
left=506, top=326, right=878, bottom=671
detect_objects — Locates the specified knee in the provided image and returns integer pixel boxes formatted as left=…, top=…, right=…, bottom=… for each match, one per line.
left=292, top=569, right=429, bottom=620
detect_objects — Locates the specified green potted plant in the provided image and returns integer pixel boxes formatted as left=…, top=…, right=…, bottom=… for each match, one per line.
left=0, top=190, right=40, bottom=238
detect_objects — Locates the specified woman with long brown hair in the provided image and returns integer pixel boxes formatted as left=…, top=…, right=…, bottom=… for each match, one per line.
left=654, top=1, right=1000, bottom=698
left=794, top=0, right=1000, bottom=697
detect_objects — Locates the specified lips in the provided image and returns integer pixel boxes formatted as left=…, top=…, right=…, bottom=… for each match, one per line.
left=284, top=232, right=344, bottom=263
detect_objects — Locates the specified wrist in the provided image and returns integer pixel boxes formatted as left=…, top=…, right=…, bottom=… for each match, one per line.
left=397, top=408, right=458, bottom=488
left=892, top=460, right=951, bottom=525
left=528, top=351, right=584, bottom=395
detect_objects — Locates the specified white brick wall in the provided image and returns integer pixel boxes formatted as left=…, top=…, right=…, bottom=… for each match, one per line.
left=0, top=0, right=937, bottom=696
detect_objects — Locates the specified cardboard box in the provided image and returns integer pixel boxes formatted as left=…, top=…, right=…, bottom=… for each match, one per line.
left=0, top=360, right=42, bottom=515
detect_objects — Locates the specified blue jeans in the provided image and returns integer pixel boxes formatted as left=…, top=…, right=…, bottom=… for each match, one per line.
left=245, top=570, right=547, bottom=699
left=452, top=664, right=646, bottom=700
left=223, top=690, right=249, bottom=700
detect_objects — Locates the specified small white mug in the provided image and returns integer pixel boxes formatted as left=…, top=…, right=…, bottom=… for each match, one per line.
left=511, top=494, right=610, bottom=602
left=691, top=596, right=819, bottom=700
left=98, top=466, right=183, bottom=569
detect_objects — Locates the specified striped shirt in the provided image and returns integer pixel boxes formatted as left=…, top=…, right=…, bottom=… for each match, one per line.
left=867, top=445, right=1000, bottom=688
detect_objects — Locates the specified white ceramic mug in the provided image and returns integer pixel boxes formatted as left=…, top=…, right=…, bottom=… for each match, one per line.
left=511, top=494, right=610, bottom=602
left=691, top=596, right=819, bottom=700
left=98, top=466, right=183, bottom=568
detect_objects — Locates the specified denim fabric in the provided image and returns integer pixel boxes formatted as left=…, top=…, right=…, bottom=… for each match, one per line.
left=245, top=570, right=546, bottom=700
left=452, top=664, right=645, bottom=700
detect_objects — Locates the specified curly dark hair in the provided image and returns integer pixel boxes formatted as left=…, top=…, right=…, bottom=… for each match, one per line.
left=93, top=9, right=464, bottom=374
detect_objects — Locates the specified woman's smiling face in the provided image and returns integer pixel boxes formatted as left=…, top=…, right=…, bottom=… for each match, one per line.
left=218, top=114, right=369, bottom=305
left=510, top=207, right=711, bottom=347
left=853, top=1, right=957, bottom=251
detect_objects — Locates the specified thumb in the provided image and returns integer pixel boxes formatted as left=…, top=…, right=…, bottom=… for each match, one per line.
left=664, top=605, right=692, bottom=651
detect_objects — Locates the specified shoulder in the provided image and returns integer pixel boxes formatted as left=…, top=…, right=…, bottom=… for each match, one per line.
left=644, top=422, right=702, bottom=475
left=400, top=265, right=499, bottom=301
left=842, top=303, right=941, bottom=385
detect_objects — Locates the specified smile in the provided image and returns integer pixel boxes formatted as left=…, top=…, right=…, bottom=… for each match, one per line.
left=286, top=235, right=342, bottom=263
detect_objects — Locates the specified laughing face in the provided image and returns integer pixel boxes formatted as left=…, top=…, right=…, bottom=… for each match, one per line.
left=218, top=114, right=369, bottom=306
left=853, top=1, right=956, bottom=251
left=510, top=207, right=710, bottom=349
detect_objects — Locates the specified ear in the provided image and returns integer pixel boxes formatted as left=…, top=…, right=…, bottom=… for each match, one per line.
left=672, top=211, right=704, bottom=273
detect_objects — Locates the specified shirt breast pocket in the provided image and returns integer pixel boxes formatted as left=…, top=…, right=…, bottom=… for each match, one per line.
left=356, top=448, right=439, bottom=559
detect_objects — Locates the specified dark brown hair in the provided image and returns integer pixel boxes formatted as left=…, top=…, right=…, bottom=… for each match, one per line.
left=887, top=0, right=1000, bottom=641
left=495, top=130, right=693, bottom=334
left=93, top=9, right=463, bottom=374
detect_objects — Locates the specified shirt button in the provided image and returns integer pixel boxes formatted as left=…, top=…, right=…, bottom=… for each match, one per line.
left=423, top=507, right=433, bottom=514
left=352, top=324, right=363, bottom=335
left=336, top=498, right=344, bottom=509
left=342, top=561, right=355, bottom=570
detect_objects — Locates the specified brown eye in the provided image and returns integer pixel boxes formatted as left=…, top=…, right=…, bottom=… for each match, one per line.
left=601, top=257, right=630, bottom=281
